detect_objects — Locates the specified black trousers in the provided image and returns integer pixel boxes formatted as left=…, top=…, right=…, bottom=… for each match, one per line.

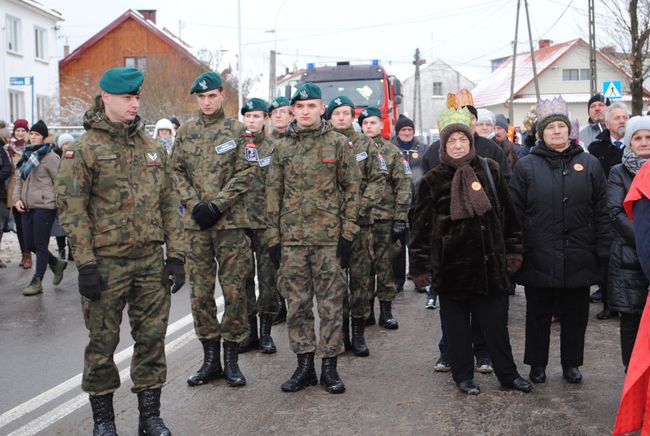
left=22, top=208, right=58, bottom=279
left=438, top=312, right=490, bottom=359
left=620, top=312, right=642, bottom=368
left=439, top=292, right=519, bottom=385
left=524, top=286, right=589, bottom=368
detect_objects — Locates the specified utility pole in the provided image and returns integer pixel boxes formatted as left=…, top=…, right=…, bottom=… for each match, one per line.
left=412, top=48, right=425, bottom=135
left=237, top=0, right=243, bottom=120
left=269, top=50, right=277, bottom=100
left=524, top=0, right=540, bottom=101
left=508, top=0, right=521, bottom=122
left=588, top=0, right=598, bottom=95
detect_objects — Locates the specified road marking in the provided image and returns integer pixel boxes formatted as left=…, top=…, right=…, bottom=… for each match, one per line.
left=0, top=296, right=224, bottom=433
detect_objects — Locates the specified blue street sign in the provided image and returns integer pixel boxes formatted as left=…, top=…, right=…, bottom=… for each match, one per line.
left=603, top=80, right=622, bottom=100
left=10, top=76, right=29, bottom=86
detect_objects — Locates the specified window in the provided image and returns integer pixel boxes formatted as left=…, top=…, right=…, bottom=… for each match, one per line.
left=432, top=81, right=443, bottom=96
left=9, top=91, right=25, bottom=121
left=34, top=26, right=47, bottom=60
left=6, top=15, right=21, bottom=53
left=36, top=95, right=49, bottom=119
left=562, top=69, right=579, bottom=81
left=580, top=68, right=590, bottom=80
left=125, top=56, right=147, bottom=72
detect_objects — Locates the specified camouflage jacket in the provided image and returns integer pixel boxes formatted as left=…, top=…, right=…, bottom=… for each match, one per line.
left=171, top=109, right=262, bottom=230
left=55, top=102, right=186, bottom=268
left=243, top=129, right=275, bottom=229
left=266, top=120, right=360, bottom=247
left=370, top=136, right=412, bottom=222
left=334, top=127, right=387, bottom=226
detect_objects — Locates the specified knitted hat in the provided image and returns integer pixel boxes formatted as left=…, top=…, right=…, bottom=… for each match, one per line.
left=12, top=119, right=28, bottom=135
left=439, top=108, right=474, bottom=148
left=588, top=93, right=611, bottom=109
left=476, top=109, right=495, bottom=126
left=29, top=119, right=48, bottom=138
left=153, top=118, right=174, bottom=138
left=57, top=133, right=74, bottom=148
left=536, top=97, right=571, bottom=135
left=623, top=116, right=650, bottom=148
left=494, top=114, right=509, bottom=130
left=395, top=114, right=415, bottom=134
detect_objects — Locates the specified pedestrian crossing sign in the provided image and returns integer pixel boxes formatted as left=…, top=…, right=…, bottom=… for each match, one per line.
left=603, top=81, right=622, bottom=100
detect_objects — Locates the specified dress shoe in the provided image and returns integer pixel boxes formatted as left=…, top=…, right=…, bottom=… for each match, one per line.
left=596, top=308, right=619, bottom=320
left=529, top=366, right=546, bottom=384
left=457, top=379, right=480, bottom=395
left=502, top=377, right=533, bottom=393
left=562, top=366, right=582, bottom=384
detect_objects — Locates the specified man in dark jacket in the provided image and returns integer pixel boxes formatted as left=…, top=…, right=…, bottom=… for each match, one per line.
left=0, top=133, right=13, bottom=268
left=588, top=102, right=629, bottom=320
left=579, top=93, right=610, bottom=149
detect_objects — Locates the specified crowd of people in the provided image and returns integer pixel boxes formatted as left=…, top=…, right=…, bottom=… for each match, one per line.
left=4, top=65, right=650, bottom=435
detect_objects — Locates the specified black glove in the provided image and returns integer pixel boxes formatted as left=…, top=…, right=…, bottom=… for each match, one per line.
left=269, top=244, right=281, bottom=270
left=336, top=237, right=354, bottom=269
left=161, top=257, right=185, bottom=294
left=391, top=220, right=408, bottom=243
left=192, top=202, right=222, bottom=230
left=78, top=264, right=106, bottom=301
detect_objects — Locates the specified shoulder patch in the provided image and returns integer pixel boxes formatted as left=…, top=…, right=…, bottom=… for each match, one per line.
left=64, top=150, right=75, bottom=159
left=402, top=158, right=412, bottom=175
left=356, top=151, right=368, bottom=162
left=348, top=141, right=354, bottom=149
left=145, top=151, right=161, bottom=166
left=258, top=156, right=272, bottom=167
left=377, top=153, right=388, bottom=171
left=215, top=140, right=237, bottom=154
left=245, top=142, right=259, bottom=162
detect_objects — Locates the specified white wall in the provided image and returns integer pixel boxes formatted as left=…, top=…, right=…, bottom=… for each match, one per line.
left=1, top=0, right=61, bottom=125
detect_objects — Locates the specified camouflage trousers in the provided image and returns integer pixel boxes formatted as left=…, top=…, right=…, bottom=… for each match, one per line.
left=344, top=225, right=374, bottom=319
left=372, top=220, right=401, bottom=302
left=278, top=245, right=345, bottom=358
left=245, top=228, right=279, bottom=316
left=81, top=248, right=170, bottom=395
left=187, top=228, right=251, bottom=343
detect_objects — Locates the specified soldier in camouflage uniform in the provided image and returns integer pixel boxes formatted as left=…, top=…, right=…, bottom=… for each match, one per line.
left=55, top=67, right=186, bottom=436
left=359, top=107, right=412, bottom=330
left=326, top=96, right=387, bottom=357
left=172, top=71, right=259, bottom=389
left=237, top=98, right=279, bottom=354
left=266, top=83, right=360, bottom=394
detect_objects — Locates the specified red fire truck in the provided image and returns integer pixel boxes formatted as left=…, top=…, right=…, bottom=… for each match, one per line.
left=296, top=61, right=403, bottom=139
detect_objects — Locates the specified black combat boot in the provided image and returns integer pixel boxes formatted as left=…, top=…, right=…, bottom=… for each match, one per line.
left=320, top=357, right=345, bottom=394
left=281, top=352, right=318, bottom=392
left=273, top=296, right=287, bottom=325
left=238, top=315, right=259, bottom=353
left=350, top=317, right=369, bottom=357
left=259, top=314, right=277, bottom=354
left=89, top=393, right=118, bottom=436
left=187, top=339, right=223, bottom=386
left=366, top=299, right=376, bottom=326
left=137, top=389, right=171, bottom=436
left=342, top=314, right=351, bottom=351
left=223, top=341, right=246, bottom=387
left=378, top=300, right=399, bottom=329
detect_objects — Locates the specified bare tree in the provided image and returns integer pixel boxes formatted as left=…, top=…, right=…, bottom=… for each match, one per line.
left=603, top=0, right=650, bottom=114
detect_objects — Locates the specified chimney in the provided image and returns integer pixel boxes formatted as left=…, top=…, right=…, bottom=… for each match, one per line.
left=538, top=39, right=552, bottom=50
left=63, top=44, right=69, bottom=57
left=138, top=9, right=157, bottom=24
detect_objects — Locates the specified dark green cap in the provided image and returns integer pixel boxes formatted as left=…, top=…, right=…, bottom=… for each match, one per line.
left=326, top=96, right=355, bottom=120
left=190, top=71, right=224, bottom=94
left=241, top=98, right=268, bottom=115
left=291, top=82, right=322, bottom=104
left=99, top=67, right=144, bottom=95
left=268, top=96, right=291, bottom=113
left=357, top=106, right=383, bottom=125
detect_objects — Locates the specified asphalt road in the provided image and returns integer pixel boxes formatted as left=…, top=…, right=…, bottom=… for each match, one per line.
left=0, top=261, right=625, bottom=435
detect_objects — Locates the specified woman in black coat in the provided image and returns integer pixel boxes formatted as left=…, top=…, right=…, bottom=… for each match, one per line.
left=608, top=116, right=650, bottom=369
left=410, top=108, right=532, bottom=395
left=509, top=101, right=610, bottom=385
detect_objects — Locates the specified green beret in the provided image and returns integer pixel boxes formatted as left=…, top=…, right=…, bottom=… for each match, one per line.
left=268, top=96, right=291, bottom=113
left=326, top=96, right=355, bottom=120
left=190, top=71, right=224, bottom=94
left=357, top=106, right=383, bottom=125
left=241, top=98, right=268, bottom=115
left=99, top=67, right=144, bottom=95
left=291, top=82, right=322, bottom=104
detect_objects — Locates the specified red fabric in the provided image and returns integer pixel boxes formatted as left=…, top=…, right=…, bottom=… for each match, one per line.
left=614, top=295, right=650, bottom=435
left=625, top=161, right=650, bottom=220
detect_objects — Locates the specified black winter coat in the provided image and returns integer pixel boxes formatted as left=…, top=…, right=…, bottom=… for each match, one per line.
left=0, top=145, right=12, bottom=203
left=607, top=164, right=649, bottom=314
left=421, top=133, right=512, bottom=181
left=587, top=129, right=623, bottom=178
left=509, top=141, right=610, bottom=288
left=409, top=157, right=522, bottom=298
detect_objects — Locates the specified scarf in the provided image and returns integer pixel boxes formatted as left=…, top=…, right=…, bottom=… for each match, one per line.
left=16, top=143, right=53, bottom=180
left=440, top=142, right=492, bottom=221
left=623, top=145, right=647, bottom=175
left=396, top=137, right=414, bottom=151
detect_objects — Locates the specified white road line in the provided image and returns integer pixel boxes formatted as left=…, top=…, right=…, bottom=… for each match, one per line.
left=0, top=296, right=224, bottom=432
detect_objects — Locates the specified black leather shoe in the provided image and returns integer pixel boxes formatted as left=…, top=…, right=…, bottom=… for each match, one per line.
left=378, top=300, right=399, bottom=329
left=502, top=377, right=533, bottom=393
left=562, top=366, right=582, bottom=384
left=281, top=353, right=318, bottom=392
left=596, top=308, right=619, bottom=320
left=529, top=366, right=546, bottom=384
left=187, top=339, right=222, bottom=386
left=320, top=357, right=345, bottom=394
left=457, top=379, right=480, bottom=395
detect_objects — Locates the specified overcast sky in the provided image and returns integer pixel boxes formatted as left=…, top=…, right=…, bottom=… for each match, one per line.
left=50, top=0, right=619, bottom=98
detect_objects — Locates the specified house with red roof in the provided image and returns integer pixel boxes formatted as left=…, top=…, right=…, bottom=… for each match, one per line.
left=472, top=38, right=650, bottom=128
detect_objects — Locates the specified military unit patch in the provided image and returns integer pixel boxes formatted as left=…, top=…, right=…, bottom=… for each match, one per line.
left=215, top=140, right=237, bottom=154
left=258, top=156, right=272, bottom=167
left=356, top=151, right=368, bottom=162
left=245, top=143, right=259, bottom=162
left=402, top=159, right=412, bottom=175
left=145, top=152, right=161, bottom=166
left=377, top=154, right=387, bottom=171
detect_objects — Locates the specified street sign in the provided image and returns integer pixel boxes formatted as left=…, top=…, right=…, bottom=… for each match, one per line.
left=603, top=80, right=622, bottom=100
left=9, top=76, right=31, bottom=86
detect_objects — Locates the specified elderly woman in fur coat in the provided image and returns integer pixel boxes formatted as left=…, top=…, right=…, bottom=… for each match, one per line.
left=409, top=108, right=532, bottom=395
